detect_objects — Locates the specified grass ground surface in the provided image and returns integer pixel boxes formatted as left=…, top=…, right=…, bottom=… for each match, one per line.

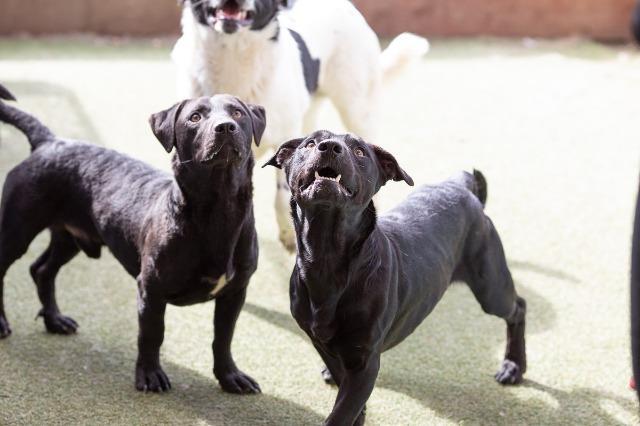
left=1, top=36, right=640, bottom=425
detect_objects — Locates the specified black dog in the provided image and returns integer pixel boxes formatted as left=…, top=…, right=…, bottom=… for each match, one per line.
left=0, top=85, right=265, bottom=394
left=265, top=130, right=527, bottom=425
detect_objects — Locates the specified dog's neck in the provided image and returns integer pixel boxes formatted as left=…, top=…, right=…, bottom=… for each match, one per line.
left=293, top=200, right=378, bottom=306
left=171, top=154, right=254, bottom=219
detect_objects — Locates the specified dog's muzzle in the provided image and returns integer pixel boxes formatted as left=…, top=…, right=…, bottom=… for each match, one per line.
left=206, top=0, right=254, bottom=33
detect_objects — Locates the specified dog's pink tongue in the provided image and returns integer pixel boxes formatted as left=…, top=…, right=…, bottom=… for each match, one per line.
left=220, top=4, right=243, bottom=20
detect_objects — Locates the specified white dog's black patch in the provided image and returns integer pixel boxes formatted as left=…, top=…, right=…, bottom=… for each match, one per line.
left=289, top=29, right=320, bottom=94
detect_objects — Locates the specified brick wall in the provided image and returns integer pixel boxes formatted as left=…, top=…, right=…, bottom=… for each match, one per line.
left=0, top=0, right=636, bottom=40
left=353, top=0, right=637, bottom=40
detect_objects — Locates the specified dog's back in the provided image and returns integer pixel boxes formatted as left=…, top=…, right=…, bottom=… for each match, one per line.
left=377, top=172, right=491, bottom=320
left=0, top=86, right=172, bottom=270
left=380, top=171, right=488, bottom=255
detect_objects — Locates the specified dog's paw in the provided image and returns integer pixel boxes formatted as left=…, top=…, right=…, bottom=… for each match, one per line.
left=0, top=315, right=11, bottom=338
left=494, top=359, right=523, bottom=385
left=216, top=368, right=261, bottom=394
left=135, top=364, right=172, bottom=392
left=38, top=310, right=78, bottom=335
left=278, top=230, right=296, bottom=253
left=323, top=408, right=366, bottom=426
left=321, top=366, right=336, bottom=385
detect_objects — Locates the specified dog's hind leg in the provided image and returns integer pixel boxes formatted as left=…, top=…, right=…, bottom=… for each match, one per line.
left=30, top=229, right=80, bottom=335
left=0, top=209, right=46, bottom=338
left=0, top=259, right=12, bottom=338
left=465, top=221, right=527, bottom=385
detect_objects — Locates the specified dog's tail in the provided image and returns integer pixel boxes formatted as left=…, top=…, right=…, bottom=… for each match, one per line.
left=380, top=32, right=430, bottom=84
left=460, top=169, right=488, bottom=208
left=631, top=178, right=640, bottom=402
left=0, top=84, right=55, bottom=150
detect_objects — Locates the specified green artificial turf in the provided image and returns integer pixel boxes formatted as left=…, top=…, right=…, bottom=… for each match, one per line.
left=1, top=36, right=640, bottom=425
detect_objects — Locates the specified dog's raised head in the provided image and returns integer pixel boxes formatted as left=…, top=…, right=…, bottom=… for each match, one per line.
left=184, top=0, right=293, bottom=34
left=150, top=94, right=266, bottom=167
left=264, top=130, right=413, bottom=209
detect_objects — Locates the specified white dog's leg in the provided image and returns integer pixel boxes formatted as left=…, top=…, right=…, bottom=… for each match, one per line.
left=332, top=88, right=379, bottom=144
left=302, top=96, right=326, bottom=134
left=275, top=169, right=296, bottom=252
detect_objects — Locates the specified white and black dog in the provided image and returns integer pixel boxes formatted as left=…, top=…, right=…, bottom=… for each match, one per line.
left=172, top=0, right=429, bottom=250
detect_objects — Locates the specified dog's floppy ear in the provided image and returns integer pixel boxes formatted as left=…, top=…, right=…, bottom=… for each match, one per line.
left=372, top=145, right=414, bottom=186
left=149, top=101, right=186, bottom=153
left=243, top=102, right=266, bottom=147
left=262, top=137, right=304, bottom=169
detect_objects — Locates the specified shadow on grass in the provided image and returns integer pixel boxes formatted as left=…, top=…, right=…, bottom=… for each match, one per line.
left=510, top=259, right=581, bottom=284
left=374, top=281, right=634, bottom=425
left=243, top=272, right=635, bottom=425
left=0, top=330, right=323, bottom=425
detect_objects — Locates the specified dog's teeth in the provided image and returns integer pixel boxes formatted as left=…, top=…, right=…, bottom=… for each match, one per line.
left=337, top=174, right=341, bottom=183
left=315, top=171, right=320, bottom=179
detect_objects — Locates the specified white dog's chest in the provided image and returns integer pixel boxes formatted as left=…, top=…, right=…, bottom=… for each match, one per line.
left=203, top=50, right=310, bottom=140
left=174, top=23, right=314, bottom=146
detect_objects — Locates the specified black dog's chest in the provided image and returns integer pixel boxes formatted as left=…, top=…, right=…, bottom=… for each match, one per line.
left=164, top=260, right=235, bottom=306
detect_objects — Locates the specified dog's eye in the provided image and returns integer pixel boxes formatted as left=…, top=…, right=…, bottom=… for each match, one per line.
left=306, top=140, right=316, bottom=149
left=354, top=147, right=365, bottom=157
left=189, top=113, right=201, bottom=123
left=232, top=109, right=243, bottom=119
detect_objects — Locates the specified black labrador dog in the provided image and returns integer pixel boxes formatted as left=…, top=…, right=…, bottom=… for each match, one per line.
left=265, top=130, right=527, bottom=425
left=0, top=85, right=265, bottom=394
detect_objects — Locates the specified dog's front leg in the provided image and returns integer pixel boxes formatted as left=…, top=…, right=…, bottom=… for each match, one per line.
left=314, top=342, right=344, bottom=386
left=135, top=283, right=170, bottom=392
left=213, top=286, right=261, bottom=394
left=324, top=354, right=380, bottom=426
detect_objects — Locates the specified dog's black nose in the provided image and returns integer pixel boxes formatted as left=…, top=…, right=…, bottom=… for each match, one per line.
left=317, top=140, right=343, bottom=155
left=215, top=122, right=237, bottom=134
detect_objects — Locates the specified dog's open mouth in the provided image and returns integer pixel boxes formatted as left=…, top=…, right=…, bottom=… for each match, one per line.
left=315, top=167, right=341, bottom=184
left=208, top=1, right=254, bottom=25
left=301, top=166, right=353, bottom=197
